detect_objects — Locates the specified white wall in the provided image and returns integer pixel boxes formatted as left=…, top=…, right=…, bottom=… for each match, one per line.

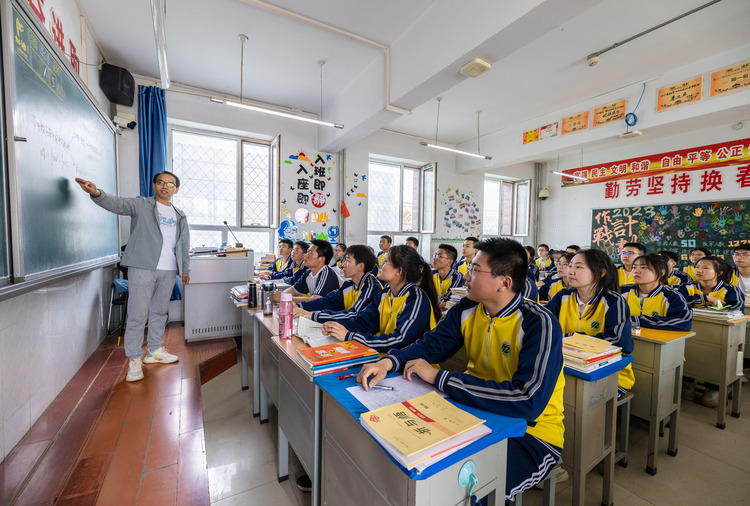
left=536, top=124, right=750, bottom=250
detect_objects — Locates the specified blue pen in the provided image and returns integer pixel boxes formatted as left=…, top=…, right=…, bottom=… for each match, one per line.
left=371, top=384, right=394, bottom=391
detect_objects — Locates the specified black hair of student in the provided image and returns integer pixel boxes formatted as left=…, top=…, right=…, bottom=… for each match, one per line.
left=336, top=242, right=347, bottom=251
left=524, top=245, right=535, bottom=261
left=622, top=242, right=647, bottom=254
left=438, top=244, right=458, bottom=264
left=473, top=238, right=528, bottom=293
left=566, top=245, right=581, bottom=252
left=633, top=253, right=669, bottom=285
left=344, top=244, right=377, bottom=274
left=696, top=256, right=732, bottom=284
left=152, top=171, right=180, bottom=188
left=279, top=238, right=293, bottom=248
left=380, top=235, right=392, bottom=244
left=387, top=245, right=441, bottom=322
left=734, top=243, right=750, bottom=253
left=310, top=239, right=334, bottom=264
left=657, top=250, right=678, bottom=263
left=557, top=251, right=575, bottom=263
left=574, top=249, right=619, bottom=318
left=692, top=247, right=713, bottom=256
left=538, top=243, right=549, bottom=251
left=406, top=236, right=420, bottom=247
left=294, top=240, right=309, bottom=253
left=465, top=236, right=479, bottom=244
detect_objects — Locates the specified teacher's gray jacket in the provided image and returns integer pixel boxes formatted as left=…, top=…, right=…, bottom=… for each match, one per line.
left=92, top=190, right=190, bottom=274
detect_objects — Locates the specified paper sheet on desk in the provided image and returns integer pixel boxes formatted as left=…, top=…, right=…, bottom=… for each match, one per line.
left=348, top=376, right=447, bottom=411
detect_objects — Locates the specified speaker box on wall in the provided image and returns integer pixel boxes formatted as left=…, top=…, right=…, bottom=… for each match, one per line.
left=99, top=63, right=135, bottom=106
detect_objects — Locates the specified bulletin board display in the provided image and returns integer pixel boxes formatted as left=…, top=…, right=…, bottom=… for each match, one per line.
left=590, top=199, right=750, bottom=264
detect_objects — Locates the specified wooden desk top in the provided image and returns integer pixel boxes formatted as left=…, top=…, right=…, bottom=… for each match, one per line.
left=633, top=328, right=696, bottom=344
left=692, top=313, right=750, bottom=326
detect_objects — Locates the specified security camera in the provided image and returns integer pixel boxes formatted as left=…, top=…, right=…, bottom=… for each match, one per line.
left=538, top=187, right=550, bottom=200
left=586, top=54, right=599, bottom=67
left=113, top=116, right=136, bottom=130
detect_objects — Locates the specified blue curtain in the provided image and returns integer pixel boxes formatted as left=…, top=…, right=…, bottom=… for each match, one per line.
left=138, top=85, right=168, bottom=197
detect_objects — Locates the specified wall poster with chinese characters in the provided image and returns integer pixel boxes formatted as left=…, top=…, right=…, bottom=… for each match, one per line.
left=279, top=150, right=340, bottom=244
left=590, top=199, right=750, bottom=265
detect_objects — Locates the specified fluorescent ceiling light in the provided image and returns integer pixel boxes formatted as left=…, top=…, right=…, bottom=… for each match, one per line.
left=419, top=142, right=492, bottom=160
left=150, top=0, right=170, bottom=89
left=552, top=171, right=588, bottom=181
left=211, top=97, right=343, bottom=129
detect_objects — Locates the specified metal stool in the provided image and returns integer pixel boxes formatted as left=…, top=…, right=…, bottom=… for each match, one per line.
left=615, top=391, right=634, bottom=467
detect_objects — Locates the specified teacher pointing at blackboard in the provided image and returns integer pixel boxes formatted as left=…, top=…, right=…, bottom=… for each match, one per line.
left=75, top=172, right=190, bottom=383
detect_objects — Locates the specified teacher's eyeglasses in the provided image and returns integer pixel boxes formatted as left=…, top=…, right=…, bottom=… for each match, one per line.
left=155, top=180, right=176, bottom=188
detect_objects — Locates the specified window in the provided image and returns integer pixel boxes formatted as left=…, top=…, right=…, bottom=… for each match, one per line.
left=483, top=178, right=530, bottom=237
left=368, top=160, right=436, bottom=236
left=170, top=128, right=278, bottom=258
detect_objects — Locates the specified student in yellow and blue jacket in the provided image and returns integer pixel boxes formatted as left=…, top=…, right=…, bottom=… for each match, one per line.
left=657, top=250, right=691, bottom=286
left=535, top=243, right=554, bottom=275
left=431, top=243, right=464, bottom=305
left=546, top=248, right=634, bottom=398
left=258, top=239, right=294, bottom=280
left=455, top=236, right=479, bottom=276
left=320, top=245, right=441, bottom=352
left=376, top=235, right=391, bottom=275
left=539, top=252, right=573, bottom=301
left=331, top=243, right=347, bottom=269
left=295, top=245, right=382, bottom=321
left=682, top=247, right=711, bottom=282
left=273, top=240, right=340, bottom=303
left=525, top=245, right=540, bottom=282
left=730, top=244, right=750, bottom=291
left=269, top=240, right=307, bottom=282
left=617, top=242, right=646, bottom=286
left=357, top=238, right=565, bottom=501
left=682, top=255, right=744, bottom=407
left=620, top=254, right=692, bottom=331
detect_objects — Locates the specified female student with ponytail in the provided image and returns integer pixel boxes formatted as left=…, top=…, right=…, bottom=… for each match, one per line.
left=546, top=248, right=635, bottom=397
left=620, top=253, right=692, bottom=331
left=320, top=245, right=441, bottom=352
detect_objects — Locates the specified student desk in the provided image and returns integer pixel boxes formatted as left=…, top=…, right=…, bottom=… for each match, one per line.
left=239, top=307, right=274, bottom=420
left=314, top=373, right=527, bottom=506
left=630, top=328, right=695, bottom=475
left=562, top=357, right=633, bottom=506
left=684, top=313, right=748, bottom=429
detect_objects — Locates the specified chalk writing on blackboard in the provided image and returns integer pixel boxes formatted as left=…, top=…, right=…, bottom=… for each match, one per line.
left=592, top=199, right=750, bottom=264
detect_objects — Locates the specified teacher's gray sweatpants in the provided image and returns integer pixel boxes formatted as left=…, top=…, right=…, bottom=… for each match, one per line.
left=124, top=267, right=177, bottom=359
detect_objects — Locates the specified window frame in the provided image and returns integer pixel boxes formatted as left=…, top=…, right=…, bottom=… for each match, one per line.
left=483, top=176, right=531, bottom=237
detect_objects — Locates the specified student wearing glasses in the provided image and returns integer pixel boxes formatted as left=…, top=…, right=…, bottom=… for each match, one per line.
left=320, top=245, right=441, bottom=352
left=358, top=238, right=565, bottom=501
left=535, top=243, right=554, bottom=274
left=273, top=240, right=340, bottom=302
left=546, top=249, right=635, bottom=398
left=431, top=244, right=464, bottom=306
left=257, top=239, right=294, bottom=280
left=683, top=247, right=712, bottom=282
left=617, top=242, right=647, bottom=286
left=75, top=172, right=190, bottom=383
left=294, top=245, right=382, bottom=320
left=277, top=241, right=309, bottom=284
left=538, top=251, right=574, bottom=301
left=456, top=236, right=479, bottom=276
left=376, top=235, right=392, bottom=275
left=331, top=243, right=347, bottom=269
left=730, top=244, right=750, bottom=290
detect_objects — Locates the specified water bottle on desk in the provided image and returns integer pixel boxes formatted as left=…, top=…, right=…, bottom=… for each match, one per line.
left=279, top=293, right=293, bottom=339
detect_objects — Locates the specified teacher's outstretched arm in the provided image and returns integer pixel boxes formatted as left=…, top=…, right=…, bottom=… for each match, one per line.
left=75, top=177, right=102, bottom=197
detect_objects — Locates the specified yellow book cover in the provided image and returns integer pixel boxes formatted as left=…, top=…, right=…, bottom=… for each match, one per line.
left=564, top=333, right=612, bottom=354
left=360, top=391, right=485, bottom=457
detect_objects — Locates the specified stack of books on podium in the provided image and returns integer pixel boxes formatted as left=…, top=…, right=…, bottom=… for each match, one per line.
left=296, top=340, right=378, bottom=375
left=562, top=333, right=622, bottom=373
left=360, top=391, right=491, bottom=472
left=230, top=284, right=249, bottom=304
left=256, top=254, right=276, bottom=271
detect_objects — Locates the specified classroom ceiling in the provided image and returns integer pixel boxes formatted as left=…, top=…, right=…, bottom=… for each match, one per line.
left=77, top=0, right=750, bottom=154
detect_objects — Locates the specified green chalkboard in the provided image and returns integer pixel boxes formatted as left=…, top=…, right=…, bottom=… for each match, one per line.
left=591, top=199, right=750, bottom=265
left=10, top=6, right=117, bottom=279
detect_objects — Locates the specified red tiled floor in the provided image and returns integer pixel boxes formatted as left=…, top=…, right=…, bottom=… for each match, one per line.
left=2, top=323, right=235, bottom=505
left=138, top=464, right=178, bottom=505
left=144, top=394, right=181, bottom=471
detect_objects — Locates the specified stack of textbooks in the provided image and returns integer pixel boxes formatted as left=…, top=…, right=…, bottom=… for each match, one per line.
left=360, top=391, right=491, bottom=472
left=230, top=284, right=249, bottom=304
left=296, top=340, right=379, bottom=375
left=256, top=254, right=276, bottom=271
left=692, top=307, right=746, bottom=321
left=443, top=287, right=466, bottom=311
left=562, top=333, right=622, bottom=373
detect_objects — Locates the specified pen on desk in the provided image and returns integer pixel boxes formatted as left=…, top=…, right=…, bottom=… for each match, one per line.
left=371, top=385, right=394, bottom=391
left=338, top=374, right=354, bottom=380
